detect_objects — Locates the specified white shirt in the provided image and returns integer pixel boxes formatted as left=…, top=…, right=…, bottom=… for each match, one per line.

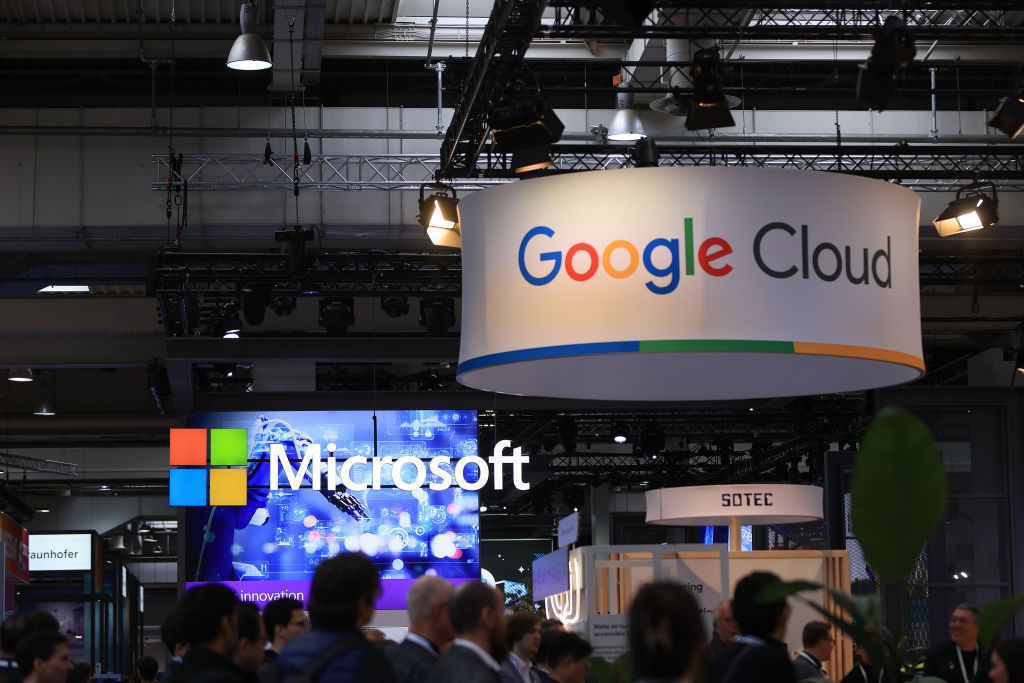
left=508, top=652, right=533, bottom=683
left=454, top=638, right=501, bottom=672
left=405, top=633, right=438, bottom=657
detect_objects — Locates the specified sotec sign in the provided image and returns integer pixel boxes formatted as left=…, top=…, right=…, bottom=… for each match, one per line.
left=29, top=534, right=93, bottom=572
left=458, top=167, right=923, bottom=400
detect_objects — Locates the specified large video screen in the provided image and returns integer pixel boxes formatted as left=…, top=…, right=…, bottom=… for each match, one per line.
left=182, top=410, right=480, bottom=604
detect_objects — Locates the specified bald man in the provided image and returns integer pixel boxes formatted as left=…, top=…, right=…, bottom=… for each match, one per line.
left=390, top=576, right=456, bottom=683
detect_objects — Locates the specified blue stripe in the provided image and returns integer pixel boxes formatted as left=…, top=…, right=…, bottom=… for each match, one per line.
left=457, top=341, right=641, bottom=374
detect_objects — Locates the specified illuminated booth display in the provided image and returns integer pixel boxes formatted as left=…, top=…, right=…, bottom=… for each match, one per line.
left=180, top=410, right=481, bottom=608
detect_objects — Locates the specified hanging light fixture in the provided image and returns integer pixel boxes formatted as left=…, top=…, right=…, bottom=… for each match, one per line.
left=989, top=83, right=1024, bottom=140
left=511, top=146, right=555, bottom=175
left=8, top=368, right=33, bottom=383
left=932, top=183, right=999, bottom=237
left=607, top=85, right=646, bottom=142
left=686, top=46, right=737, bottom=131
left=418, top=184, right=461, bottom=248
left=34, top=371, right=55, bottom=416
left=227, top=2, right=272, bottom=71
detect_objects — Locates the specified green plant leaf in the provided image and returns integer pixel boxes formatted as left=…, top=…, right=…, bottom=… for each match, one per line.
left=758, top=580, right=868, bottom=626
left=979, top=594, right=1024, bottom=650
left=851, top=406, right=948, bottom=581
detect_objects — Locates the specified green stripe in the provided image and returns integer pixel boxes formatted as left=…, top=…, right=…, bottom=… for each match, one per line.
left=639, top=339, right=796, bottom=353
left=684, top=217, right=695, bottom=276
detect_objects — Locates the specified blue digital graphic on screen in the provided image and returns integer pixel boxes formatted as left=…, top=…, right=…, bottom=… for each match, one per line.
left=184, top=410, right=480, bottom=584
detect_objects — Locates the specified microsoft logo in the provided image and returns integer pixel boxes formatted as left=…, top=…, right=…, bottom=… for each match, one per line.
left=169, top=428, right=248, bottom=506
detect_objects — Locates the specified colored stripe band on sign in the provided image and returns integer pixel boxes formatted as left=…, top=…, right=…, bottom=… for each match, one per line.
left=457, top=339, right=925, bottom=375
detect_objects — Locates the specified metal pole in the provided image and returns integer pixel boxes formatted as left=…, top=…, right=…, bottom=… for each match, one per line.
left=434, top=62, right=447, bottom=136
left=931, top=67, right=940, bottom=141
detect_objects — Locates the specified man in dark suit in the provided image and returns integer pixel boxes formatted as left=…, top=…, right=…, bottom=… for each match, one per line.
left=427, top=583, right=507, bottom=683
left=390, top=576, right=455, bottom=683
left=793, top=621, right=835, bottom=682
left=924, top=605, right=987, bottom=683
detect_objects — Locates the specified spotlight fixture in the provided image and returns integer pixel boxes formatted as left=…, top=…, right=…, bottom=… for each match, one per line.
left=275, top=225, right=314, bottom=276
left=612, top=421, right=629, bottom=444
left=933, top=183, right=999, bottom=237
left=989, top=84, right=1024, bottom=139
left=216, top=309, right=242, bottom=339
left=239, top=283, right=269, bottom=326
left=226, top=1, right=272, bottom=71
left=7, top=369, right=33, bottom=383
left=640, top=424, right=666, bottom=456
left=634, top=137, right=660, bottom=167
left=319, top=298, right=355, bottom=336
left=559, top=418, right=578, bottom=455
left=418, top=185, right=461, bottom=248
left=686, top=47, right=736, bottom=131
left=856, top=16, right=916, bottom=111
left=34, top=371, right=55, bottom=417
left=489, top=72, right=565, bottom=152
left=270, top=295, right=297, bottom=317
left=381, top=295, right=410, bottom=318
left=607, top=85, right=646, bottom=141
left=511, top=146, right=555, bottom=175
left=419, top=297, right=455, bottom=336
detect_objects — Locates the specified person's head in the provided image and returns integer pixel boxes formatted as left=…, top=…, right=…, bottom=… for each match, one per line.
left=990, top=639, right=1024, bottom=683
left=449, top=582, right=507, bottom=660
left=1, top=614, right=30, bottom=656
left=629, top=582, right=707, bottom=682
left=309, top=553, right=380, bottom=631
left=803, top=621, right=835, bottom=662
left=177, top=583, right=240, bottom=657
left=541, top=618, right=565, bottom=633
left=545, top=632, right=593, bottom=683
left=853, top=625, right=888, bottom=668
left=160, top=611, right=188, bottom=659
left=15, top=632, right=72, bottom=683
left=27, top=612, right=59, bottom=635
left=262, top=597, right=307, bottom=651
left=135, top=655, right=159, bottom=683
left=233, top=602, right=267, bottom=673
left=507, top=612, right=542, bottom=660
left=713, top=599, right=738, bottom=644
left=406, top=576, right=455, bottom=646
left=950, top=605, right=980, bottom=650
left=732, top=572, right=790, bottom=641
left=537, top=629, right=559, bottom=672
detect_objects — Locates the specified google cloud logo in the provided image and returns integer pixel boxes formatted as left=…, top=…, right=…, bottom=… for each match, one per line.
left=169, top=428, right=248, bottom=506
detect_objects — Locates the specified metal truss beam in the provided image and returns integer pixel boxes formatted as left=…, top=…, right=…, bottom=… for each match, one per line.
left=155, top=147, right=1024, bottom=191
left=0, top=452, right=79, bottom=476
left=438, top=0, right=549, bottom=179
left=543, top=3, right=1022, bottom=41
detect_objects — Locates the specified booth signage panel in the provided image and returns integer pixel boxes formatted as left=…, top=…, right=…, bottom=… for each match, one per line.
left=1, top=516, right=29, bottom=582
left=28, top=533, right=92, bottom=572
left=458, top=167, right=923, bottom=400
left=533, top=547, right=570, bottom=600
left=558, top=512, right=579, bottom=549
left=646, top=484, right=824, bottom=526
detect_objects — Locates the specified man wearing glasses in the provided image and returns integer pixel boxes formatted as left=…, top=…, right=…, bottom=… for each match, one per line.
left=259, top=596, right=308, bottom=683
left=794, top=621, right=836, bottom=682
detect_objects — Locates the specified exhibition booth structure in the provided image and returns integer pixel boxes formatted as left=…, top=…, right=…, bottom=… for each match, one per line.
left=21, top=531, right=142, bottom=675
left=535, top=484, right=853, bottom=678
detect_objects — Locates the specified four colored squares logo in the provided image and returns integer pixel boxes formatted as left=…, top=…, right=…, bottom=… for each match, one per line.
left=169, top=428, right=248, bottom=506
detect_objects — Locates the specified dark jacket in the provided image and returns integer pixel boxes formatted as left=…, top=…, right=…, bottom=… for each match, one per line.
left=426, top=644, right=500, bottom=683
left=258, top=649, right=279, bottom=683
left=924, top=641, right=988, bottom=683
left=707, top=640, right=799, bottom=683
left=793, top=651, right=830, bottom=682
left=0, top=657, right=20, bottom=683
left=164, top=645, right=249, bottom=683
left=388, top=638, right=439, bottom=683
left=277, top=628, right=394, bottom=683
left=498, top=654, right=542, bottom=683
left=839, top=664, right=887, bottom=683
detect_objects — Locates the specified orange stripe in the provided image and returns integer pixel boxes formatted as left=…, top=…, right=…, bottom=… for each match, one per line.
left=793, top=342, right=925, bottom=372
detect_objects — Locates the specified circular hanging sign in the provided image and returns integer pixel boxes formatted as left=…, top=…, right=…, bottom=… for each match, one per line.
left=456, top=167, right=923, bottom=400
left=646, top=484, right=824, bottom=526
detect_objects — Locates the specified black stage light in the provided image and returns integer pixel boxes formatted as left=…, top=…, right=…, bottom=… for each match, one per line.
left=856, top=16, right=916, bottom=110
left=559, top=418, right=578, bottom=455
left=512, top=146, right=555, bottom=175
left=216, top=309, right=242, bottom=339
left=270, top=295, right=297, bottom=317
left=640, top=423, right=666, bottom=456
left=612, top=421, right=629, bottom=444
left=634, top=137, right=660, bottom=167
left=686, top=47, right=736, bottom=131
left=489, top=73, right=565, bottom=152
left=932, top=183, right=999, bottom=237
left=417, top=185, right=461, bottom=248
left=275, top=225, right=314, bottom=276
left=381, top=295, right=410, bottom=318
left=989, top=86, right=1024, bottom=139
left=319, top=297, right=355, bottom=336
left=239, top=283, right=269, bottom=326
left=419, top=297, right=455, bottom=336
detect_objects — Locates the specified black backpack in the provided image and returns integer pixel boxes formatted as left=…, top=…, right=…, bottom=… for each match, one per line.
left=281, top=638, right=363, bottom=683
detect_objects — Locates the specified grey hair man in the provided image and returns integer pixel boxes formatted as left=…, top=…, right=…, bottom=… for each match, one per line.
left=389, top=576, right=457, bottom=683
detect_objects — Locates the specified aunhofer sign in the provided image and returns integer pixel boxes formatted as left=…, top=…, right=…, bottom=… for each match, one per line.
left=457, top=167, right=923, bottom=400
left=29, top=534, right=93, bottom=572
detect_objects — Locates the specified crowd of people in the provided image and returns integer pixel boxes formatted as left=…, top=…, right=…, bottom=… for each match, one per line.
left=1, top=555, right=1023, bottom=683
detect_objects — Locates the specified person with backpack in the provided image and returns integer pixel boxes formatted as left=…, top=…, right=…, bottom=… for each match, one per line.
left=276, top=553, right=394, bottom=683
left=163, top=584, right=247, bottom=683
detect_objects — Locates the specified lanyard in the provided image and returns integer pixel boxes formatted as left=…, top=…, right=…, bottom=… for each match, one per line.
left=799, top=652, right=823, bottom=674
left=859, top=665, right=883, bottom=683
left=956, top=646, right=978, bottom=683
